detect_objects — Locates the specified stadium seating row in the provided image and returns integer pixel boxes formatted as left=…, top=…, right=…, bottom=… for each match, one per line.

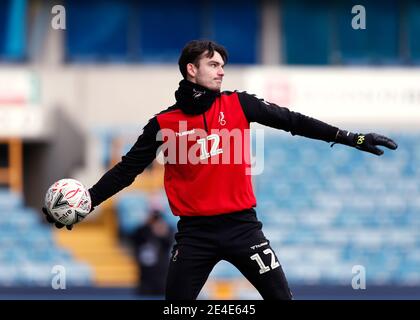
left=0, top=189, right=93, bottom=287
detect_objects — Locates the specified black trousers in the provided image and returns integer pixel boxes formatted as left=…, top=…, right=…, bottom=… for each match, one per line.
left=165, top=209, right=293, bottom=300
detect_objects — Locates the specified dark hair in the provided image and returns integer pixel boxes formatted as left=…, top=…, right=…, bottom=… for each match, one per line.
left=178, top=40, right=228, bottom=79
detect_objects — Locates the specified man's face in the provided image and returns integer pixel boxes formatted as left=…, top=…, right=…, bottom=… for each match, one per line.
left=188, top=51, right=225, bottom=91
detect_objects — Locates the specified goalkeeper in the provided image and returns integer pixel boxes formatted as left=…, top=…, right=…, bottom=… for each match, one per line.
left=43, top=40, right=397, bottom=300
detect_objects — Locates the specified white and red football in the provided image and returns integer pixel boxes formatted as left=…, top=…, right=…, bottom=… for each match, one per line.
left=44, top=178, right=91, bottom=226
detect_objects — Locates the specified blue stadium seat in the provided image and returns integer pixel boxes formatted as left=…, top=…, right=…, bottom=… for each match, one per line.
left=115, top=192, right=149, bottom=236
left=0, top=191, right=94, bottom=287
left=210, top=261, right=243, bottom=280
left=0, top=189, right=23, bottom=210
left=0, top=265, right=22, bottom=286
left=115, top=191, right=178, bottom=236
left=64, top=262, right=94, bottom=286
left=253, top=132, right=420, bottom=285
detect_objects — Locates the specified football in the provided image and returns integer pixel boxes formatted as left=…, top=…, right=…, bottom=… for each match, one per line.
left=44, top=178, right=91, bottom=226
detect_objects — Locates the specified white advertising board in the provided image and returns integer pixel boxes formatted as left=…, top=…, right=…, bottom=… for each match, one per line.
left=245, top=68, right=420, bottom=127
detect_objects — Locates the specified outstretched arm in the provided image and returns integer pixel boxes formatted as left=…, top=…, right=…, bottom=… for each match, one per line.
left=89, top=117, right=162, bottom=208
left=237, top=92, right=397, bottom=155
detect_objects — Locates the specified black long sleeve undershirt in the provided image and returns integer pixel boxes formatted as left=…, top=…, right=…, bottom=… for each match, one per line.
left=88, top=117, right=161, bottom=208
left=237, top=92, right=339, bottom=142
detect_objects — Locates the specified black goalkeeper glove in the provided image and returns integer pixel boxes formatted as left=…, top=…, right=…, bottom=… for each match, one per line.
left=333, top=130, right=398, bottom=156
left=42, top=206, right=95, bottom=231
left=42, top=206, right=73, bottom=230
